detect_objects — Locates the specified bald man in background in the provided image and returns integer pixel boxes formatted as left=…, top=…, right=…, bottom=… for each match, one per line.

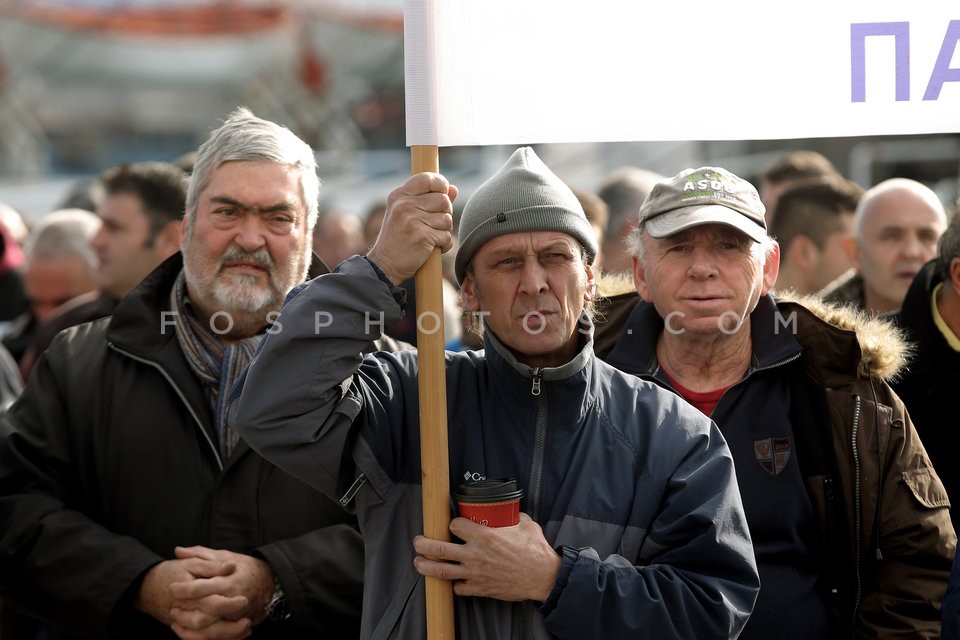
left=820, top=178, right=948, bottom=314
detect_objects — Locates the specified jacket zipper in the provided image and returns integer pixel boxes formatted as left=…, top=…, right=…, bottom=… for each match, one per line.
left=108, top=342, right=223, bottom=470
left=850, top=395, right=863, bottom=629
left=527, top=367, right=547, bottom=518
left=705, top=352, right=804, bottom=410
left=745, top=352, right=802, bottom=377
left=520, top=366, right=548, bottom=639
left=530, top=367, right=542, bottom=396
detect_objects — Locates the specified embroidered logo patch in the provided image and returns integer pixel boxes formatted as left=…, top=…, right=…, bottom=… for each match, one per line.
left=754, top=437, right=791, bottom=476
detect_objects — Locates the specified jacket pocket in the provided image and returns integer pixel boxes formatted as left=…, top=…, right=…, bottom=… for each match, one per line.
left=902, top=467, right=951, bottom=509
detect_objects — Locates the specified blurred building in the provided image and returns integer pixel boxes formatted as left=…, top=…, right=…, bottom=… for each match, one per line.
left=0, top=0, right=406, bottom=176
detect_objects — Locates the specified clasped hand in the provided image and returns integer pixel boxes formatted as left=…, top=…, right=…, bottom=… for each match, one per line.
left=136, top=545, right=274, bottom=640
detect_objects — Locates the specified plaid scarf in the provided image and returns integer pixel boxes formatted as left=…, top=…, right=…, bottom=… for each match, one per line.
left=171, top=271, right=262, bottom=460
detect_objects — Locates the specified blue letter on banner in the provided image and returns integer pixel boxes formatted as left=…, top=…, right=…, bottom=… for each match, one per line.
left=851, top=22, right=910, bottom=102
left=924, top=20, right=960, bottom=100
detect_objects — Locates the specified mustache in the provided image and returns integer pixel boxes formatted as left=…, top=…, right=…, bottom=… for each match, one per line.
left=218, top=247, right=274, bottom=273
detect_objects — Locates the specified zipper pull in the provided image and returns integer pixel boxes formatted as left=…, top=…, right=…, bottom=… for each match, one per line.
left=339, top=473, right=367, bottom=507
left=531, top=367, right=542, bottom=396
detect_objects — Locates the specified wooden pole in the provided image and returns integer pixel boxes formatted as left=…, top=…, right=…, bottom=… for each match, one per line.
left=411, top=144, right=456, bottom=639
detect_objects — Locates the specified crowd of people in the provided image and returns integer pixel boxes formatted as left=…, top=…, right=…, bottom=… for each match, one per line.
left=0, top=109, right=958, bottom=639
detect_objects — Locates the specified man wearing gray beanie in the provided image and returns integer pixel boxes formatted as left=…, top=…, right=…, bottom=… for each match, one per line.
left=230, top=147, right=759, bottom=638
left=454, top=147, right=598, bottom=285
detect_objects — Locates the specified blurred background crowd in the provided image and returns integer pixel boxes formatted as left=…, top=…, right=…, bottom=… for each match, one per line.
left=0, top=0, right=958, bottom=390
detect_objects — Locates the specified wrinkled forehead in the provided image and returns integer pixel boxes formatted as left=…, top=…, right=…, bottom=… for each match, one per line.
left=475, top=230, right=583, bottom=257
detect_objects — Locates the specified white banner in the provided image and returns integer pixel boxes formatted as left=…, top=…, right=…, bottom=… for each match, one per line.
left=404, top=0, right=960, bottom=146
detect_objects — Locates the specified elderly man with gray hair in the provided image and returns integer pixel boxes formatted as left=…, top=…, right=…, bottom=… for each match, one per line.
left=596, top=166, right=955, bottom=639
left=0, top=108, right=364, bottom=639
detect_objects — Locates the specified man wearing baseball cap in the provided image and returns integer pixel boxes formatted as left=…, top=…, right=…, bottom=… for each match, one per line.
left=598, top=166, right=955, bottom=639
left=229, top=149, right=760, bottom=638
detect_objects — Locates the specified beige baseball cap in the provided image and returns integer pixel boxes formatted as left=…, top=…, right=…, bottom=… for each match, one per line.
left=640, top=167, right=767, bottom=242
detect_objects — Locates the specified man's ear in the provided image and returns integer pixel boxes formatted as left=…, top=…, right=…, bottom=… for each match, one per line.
left=460, top=272, right=480, bottom=312
left=786, top=235, right=815, bottom=270
left=584, top=263, right=596, bottom=301
left=632, top=255, right=652, bottom=302
left=950, top=257, right=960, bottom=295
left=760, top=241, right=781, bottom=295
left=843, top=235, right=861, bottom=268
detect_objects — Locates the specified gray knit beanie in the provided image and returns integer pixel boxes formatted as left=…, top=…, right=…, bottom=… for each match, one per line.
left=455, top=147, right=598, bottom=284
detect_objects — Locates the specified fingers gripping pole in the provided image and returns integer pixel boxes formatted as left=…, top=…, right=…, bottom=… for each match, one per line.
left=411, top=145, right=456, bottom=639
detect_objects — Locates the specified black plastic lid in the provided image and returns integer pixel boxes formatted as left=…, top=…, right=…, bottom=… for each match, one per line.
left=455, top=477, right=524, bottom=503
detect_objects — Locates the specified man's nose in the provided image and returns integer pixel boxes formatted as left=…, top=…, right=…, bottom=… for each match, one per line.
left=901, top=233, right=925, bottom=260
left=235, top=215, right=267, bottom=252
left=518, top=259, right=548, bottom=295
left=90, top=227, right=106, bottom=252
left=687, top=248, right=718, bottom=279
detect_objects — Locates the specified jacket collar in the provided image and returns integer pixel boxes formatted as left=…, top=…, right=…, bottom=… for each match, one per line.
left=105, top=251, right=329, bottom=469
left=106, top=252, right=184, bottom=360
left=820, top=269, right=865, bottom=311
left=895, top=259, right=952, bottom=375
left=483, top=315, right=595, bottom=383
left=749, top=294, right=805, bottom=370
left=481, top=317, right=600, bottom=429
left=602, top=300, right=659, bottom=376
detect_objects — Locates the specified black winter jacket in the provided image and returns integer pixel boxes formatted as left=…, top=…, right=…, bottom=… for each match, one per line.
left=0, top=253, right=363, bottom=639
left=892, top=259, right=960, bottom=532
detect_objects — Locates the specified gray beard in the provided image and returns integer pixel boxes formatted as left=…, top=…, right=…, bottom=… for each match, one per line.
left=212, top=271, right=278, bottom=314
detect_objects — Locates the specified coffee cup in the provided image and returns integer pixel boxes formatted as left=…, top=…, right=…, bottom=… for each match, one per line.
left=455, top=478, right=523, bottom=528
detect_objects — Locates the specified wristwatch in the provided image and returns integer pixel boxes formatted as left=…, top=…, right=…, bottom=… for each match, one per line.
left=264, top=576, right=292, bottom=622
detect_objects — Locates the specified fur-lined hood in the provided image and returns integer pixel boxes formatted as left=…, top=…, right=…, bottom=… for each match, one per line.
left=594, top=274, right=911, bottom=383
left=776, top=291, right=910, bottom=382
left=597, top=272, right=637, bottom=298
